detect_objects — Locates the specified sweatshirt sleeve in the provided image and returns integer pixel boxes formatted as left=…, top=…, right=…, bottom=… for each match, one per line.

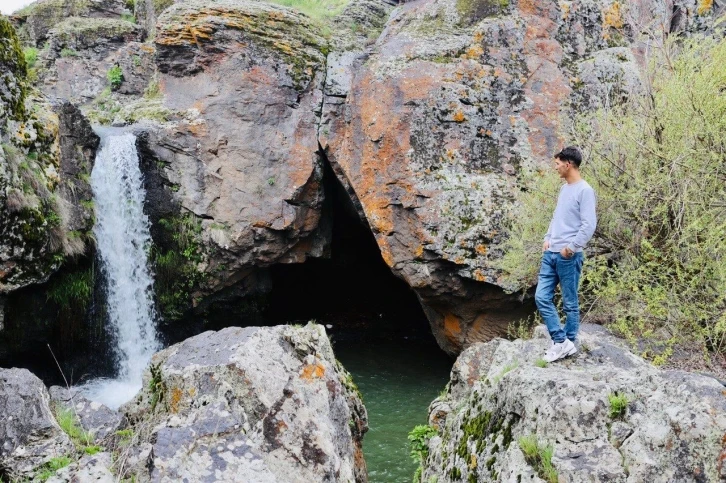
left=566, top=187, right=597, bottom=252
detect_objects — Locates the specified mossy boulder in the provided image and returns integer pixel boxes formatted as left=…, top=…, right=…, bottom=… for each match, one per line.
left=155, top=0, right=328, bottom=88
left=10, top=0, right=128, bottom=46
left=48, top=17, right=144, bottom=57
left=0, top=17, right=28, bottom=124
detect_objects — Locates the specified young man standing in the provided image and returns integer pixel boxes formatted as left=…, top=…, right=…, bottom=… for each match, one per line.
left=537, top=146, right=597, bottom=363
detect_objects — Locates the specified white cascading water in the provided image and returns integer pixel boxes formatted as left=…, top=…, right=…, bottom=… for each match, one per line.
left=81, top=132, right=160, bottom=409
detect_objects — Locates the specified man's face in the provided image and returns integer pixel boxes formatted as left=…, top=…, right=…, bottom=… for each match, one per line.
left=554, top=157, right=571, bottom=179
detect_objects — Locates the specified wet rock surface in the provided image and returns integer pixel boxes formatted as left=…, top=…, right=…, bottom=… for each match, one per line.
left=422, top=324, right=726, bottom=482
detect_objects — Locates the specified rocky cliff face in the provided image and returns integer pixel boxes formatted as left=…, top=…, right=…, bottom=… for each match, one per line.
left=3, top=0, right=725, bottom=356
left=320, top=0, right=724, bottom=354
left=0, top=324, right=368, bottom=482
left=0, top=17, right=97, bottom=294
left=420, top=325, right=726, bottom=482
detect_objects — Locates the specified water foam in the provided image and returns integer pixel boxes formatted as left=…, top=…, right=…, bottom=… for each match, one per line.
left=80, top=132, right=160, bottom=409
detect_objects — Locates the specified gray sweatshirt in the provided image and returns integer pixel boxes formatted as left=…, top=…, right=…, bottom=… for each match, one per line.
left=544, top=179, right=597, bottom=253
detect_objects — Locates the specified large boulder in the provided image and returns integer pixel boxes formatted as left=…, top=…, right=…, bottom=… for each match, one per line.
left=120, top=323, right=368, bottom=482
left=319, top=0, right=726, bottom=354
left=134, top=0, right=331, bottom=319
left=0, top=368, right=74, bottom=480
left=421, top=324, right=726, bottom=482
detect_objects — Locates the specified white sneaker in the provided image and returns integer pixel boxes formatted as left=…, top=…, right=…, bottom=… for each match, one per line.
left=543, top=339, right=577, bottom=363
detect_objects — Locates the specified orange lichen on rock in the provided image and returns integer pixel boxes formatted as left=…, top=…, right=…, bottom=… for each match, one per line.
left=698, top=0, right=713, bottom=15
left=300, top=361, right=326, bottom=381
left=475, top=244, right=487, bottom=255
left=603, top=2, right=624, bottom=30
left=452, top=110, right=466, bottom=122
left=169, top=387, right=183, bottom=413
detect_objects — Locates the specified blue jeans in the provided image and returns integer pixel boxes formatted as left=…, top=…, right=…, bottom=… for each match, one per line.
left=535, top=251, right=584, bottom=343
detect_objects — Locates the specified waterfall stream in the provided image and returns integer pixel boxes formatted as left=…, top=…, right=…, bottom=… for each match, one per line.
left=80, top=132, right=160, bottom=409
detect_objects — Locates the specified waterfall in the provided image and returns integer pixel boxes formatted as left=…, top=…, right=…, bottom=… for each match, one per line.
left=81, top=132, right=160, bottom=409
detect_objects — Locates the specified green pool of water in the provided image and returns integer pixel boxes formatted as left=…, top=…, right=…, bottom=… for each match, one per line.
left=334, top=337, right=453, bottom=483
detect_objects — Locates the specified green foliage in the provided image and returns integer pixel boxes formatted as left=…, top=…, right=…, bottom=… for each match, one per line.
left=264, top=0, right=349, bottom=22
left=60, top=48, right=80, bottom=57
left=121, top=12, right=137, bottom=23
left=55, top=406, right=93, bottom=446
left=149, top=363, right=165, bottom=411
left=506, top=313, right=539, bottom=340
left=83, top=445, right=103, bottom=455
left=409, top=424, right=437, bottom=481
left=498, top=37, right=726, bottom=361
left=152, top=213, right=205, bottom=321
left=47, top=267, right=94, bottom=314
left=534, top=358, right=548, bottom=368
left=36, top=456, right=72, bottom=481
left=608, top=392, right=629, bottom=419
left=518, top=434, right=557, bottom=483
left=24, top=47, right=38, bottom=69
left=107, top=65, right=123, bottom=90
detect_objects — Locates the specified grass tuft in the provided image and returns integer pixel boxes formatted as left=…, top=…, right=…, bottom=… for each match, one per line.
left=518, top=434, right=558, bottom=483
left=608, top=392, right=629, bottom=419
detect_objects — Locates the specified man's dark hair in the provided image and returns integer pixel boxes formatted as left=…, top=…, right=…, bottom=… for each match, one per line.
left=554, top=146, right=583, bottom=168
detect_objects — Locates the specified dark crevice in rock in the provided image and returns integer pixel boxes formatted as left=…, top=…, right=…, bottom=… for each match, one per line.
left=260, top=150, right=433, bottom=341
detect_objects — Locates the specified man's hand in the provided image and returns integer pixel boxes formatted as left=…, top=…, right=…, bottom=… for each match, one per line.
left=560, top=247, right=573, bottom=258
left=542, top=240, right=550, bottom=252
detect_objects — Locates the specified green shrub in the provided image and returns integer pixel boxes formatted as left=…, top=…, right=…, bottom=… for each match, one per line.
left=498, top=37, right=726, bottom=362
left=24, top=47, right=38, bottom=68
left=408, top=424, right=437, bottom=482
left=534, top=358, right=548, bottom=368
left=47, top=268, right=94, bottom=314
left=608, top=392, right=629, bottom=419
left=152, top=213, right=206, bottom=321
left=60, top=48, right=80, bottom=57
left=107, top=65, right=123, bottom=90
left=518, top=434, right=557, bottom=483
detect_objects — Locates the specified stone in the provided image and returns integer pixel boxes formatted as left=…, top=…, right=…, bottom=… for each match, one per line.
left=49, top=386, right=125, bottom=443
left=132, top=0, right=332, bottom=320
left=46, top=451, right=115, bottom=483
left=120, top=323, right=368, bottom=482
left=0, top=368, right=74, bottom=480
left=421, top=324, right=726, bottom=482
left=10, top=0, right=129, bottom=46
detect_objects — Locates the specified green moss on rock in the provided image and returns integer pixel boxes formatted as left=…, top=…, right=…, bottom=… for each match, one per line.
left=0, top=17, right=28, bottom=122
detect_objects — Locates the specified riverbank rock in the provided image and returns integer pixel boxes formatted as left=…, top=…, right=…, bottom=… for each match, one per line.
left=120, top=323, right=368, bottom=482
left=49, top=386, right=125, bottom=443
left=0, top=368, right=74, bottom=480
left=420, top=324, right=726, bottom=482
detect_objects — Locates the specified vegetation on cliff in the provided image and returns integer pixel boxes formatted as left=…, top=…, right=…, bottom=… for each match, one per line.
left=500, top=36, right=726, bottom=363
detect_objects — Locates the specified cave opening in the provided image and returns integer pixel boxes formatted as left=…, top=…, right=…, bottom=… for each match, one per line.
left=192, top=151, right=438, bottom=345
left=261, top=155, right=433, bottom=342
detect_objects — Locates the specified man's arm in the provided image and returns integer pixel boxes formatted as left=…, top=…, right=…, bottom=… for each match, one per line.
left=566, top=187, right=597, bottom=252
